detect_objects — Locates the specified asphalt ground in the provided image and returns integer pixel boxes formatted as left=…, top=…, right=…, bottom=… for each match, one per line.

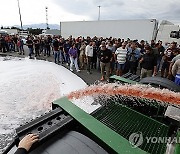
left=0, top=46, right=103, bottom=85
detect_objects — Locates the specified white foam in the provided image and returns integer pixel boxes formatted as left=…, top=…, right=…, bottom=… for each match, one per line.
left=0, top=58, right=88, bottom=134
left=0, top=57, right=102, bottom=152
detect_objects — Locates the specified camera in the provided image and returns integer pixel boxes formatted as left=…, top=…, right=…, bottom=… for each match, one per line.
left=170, top=30, right=180, bottom=39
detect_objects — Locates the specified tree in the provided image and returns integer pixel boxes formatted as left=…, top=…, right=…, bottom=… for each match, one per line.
left=27, top=28, right=43, bottom=35
left=11, top=26, right=21, bottom=30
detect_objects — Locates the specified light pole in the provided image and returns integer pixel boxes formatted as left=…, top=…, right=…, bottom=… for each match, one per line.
left=45, top=7, right=49, bottom=29
left=98, top=6, right=101, bottom=21
left=17, top=0, right=23, bottom=30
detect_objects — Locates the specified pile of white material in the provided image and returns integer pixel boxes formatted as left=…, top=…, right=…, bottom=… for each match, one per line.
left=0, top=57, right=99, bottom=152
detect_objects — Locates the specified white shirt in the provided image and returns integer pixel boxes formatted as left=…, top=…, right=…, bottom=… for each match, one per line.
left=115, top=47, right=127, bottom=64
left=85, top=45, right=93, bottom=57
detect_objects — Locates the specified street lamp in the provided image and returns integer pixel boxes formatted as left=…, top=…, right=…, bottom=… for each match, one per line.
left=98, top=6, right=101, bottom=21
left=17, top=0, right=23, bottom=30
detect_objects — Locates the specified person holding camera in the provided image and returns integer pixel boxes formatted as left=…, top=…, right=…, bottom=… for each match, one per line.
left=127, top=42, right=140, bottom=74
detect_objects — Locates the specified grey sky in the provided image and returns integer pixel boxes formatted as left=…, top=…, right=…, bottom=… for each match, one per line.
left=1, top=0, right=180, bottom=26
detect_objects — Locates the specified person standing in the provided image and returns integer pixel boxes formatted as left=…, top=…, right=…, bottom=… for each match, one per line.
left=98, top=42, right=112, bottom=81
left=92, top=41, right=98, bottom=69
left=79, top=42, right=86, bottom=69
left=17, top=38, right=22, bottom=55
left=68, top=43, right=80, bottom=72
left=115, top=42, right=128, bottom=76
left=63, top=40, right=71, bottom=65
left=168, top=50, right=180, bottom=80
left=59, top=39, right=65, bottom=63
left=53, top=38, right=60, bottom=64
left=139, top=45, right=157, bottom=79
left=107, top=41, right=115, bottom=75
left=127, top=42, right=140, bottom=74
left=161, top=42, right=178, bottom=78
left=172, top=59, right=180, bottom=86
left=157, top=41, right=165, bottom=72
left=26, top=37, right=34, bottom=59
left=33, top=37, right=40, bottom=57
left=0, top=36, right=6, bottom=53
left=44, top=36, right=51, bottom=57
left=12, top=35, right=18, bottom=52
left=85, top=41, right=93, bottom=74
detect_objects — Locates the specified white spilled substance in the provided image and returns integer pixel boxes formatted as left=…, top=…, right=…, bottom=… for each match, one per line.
left=0, top=57, right=100, bottom=152
left=71, top=96, right=101, bottom=113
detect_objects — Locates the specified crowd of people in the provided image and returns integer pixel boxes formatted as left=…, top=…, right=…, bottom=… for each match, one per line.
left=0, top=34, right=180, bottom=85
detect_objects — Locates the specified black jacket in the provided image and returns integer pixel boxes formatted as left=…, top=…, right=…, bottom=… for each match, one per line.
left=98, top=49, right=112, bottom=63
left=14, top=148, right=27, bottom=154
left=141, top=53, right=157, bottom=70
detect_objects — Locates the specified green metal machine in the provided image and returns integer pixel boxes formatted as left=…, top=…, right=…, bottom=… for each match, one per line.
left=4, top=74, right=180, bottom=154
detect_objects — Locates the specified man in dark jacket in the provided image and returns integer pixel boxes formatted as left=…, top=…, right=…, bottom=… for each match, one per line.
left=26, top=37, right=34, bottom=59
left=98, top=41, right=112, bottom=81
left=53, top=38, right=60, bottom=64
left=139, top=45, right=157, bottom=79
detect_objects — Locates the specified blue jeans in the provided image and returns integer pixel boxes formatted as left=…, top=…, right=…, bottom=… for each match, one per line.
left=54, top=51, right=60, bottom=63
left=28, top=48, right=33, bottom=57
left=175, top=74, right=180, bottom=86
left=70, top=57, right=79, bottom=71
left=8, top=42, right=14, bottom=51
left=117, top=63, right=125, bottom=70
left=64, top=53, right=70, bottom=64
left=59, top=50, right=64, bottom=63
left=157, top=57, right=162, bottom=72
left=44, top=46, right=51, bottom=56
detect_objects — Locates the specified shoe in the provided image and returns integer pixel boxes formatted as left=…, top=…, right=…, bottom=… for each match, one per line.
left=77, top=70, right=81, bottom=72
left=87, top=71, right=92, bottom=74
left=100, top=77, right=105, bottom=81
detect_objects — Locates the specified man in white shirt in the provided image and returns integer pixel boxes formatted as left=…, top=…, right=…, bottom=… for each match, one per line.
left=115, top=42, right=127, bottom=76
left=85, top=41, right=93, bottom=74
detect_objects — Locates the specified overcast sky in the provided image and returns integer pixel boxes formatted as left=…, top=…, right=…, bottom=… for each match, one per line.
left=1, top=0, right=180, bottom=27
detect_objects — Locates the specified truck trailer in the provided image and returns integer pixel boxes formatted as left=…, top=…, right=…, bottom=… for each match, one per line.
left=60, top=19, right=158, bottom=42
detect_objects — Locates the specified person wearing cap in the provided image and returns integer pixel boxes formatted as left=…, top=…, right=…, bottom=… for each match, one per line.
left=139, top=45, right=157, bottom=79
